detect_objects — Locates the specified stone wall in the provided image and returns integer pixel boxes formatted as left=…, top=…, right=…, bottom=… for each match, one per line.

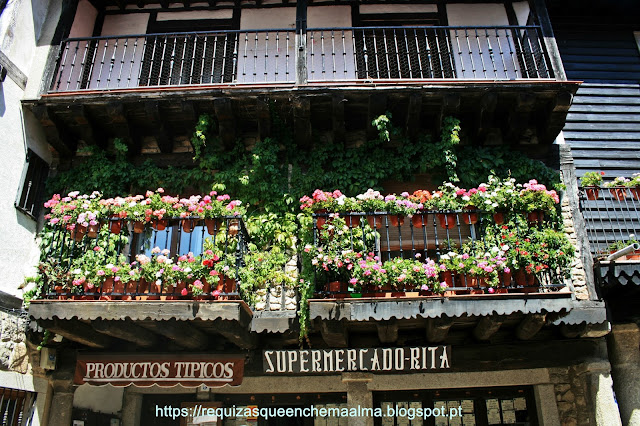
left=560, top=181, right=589, bottom=300
left=254, top=286, right=298, bottom=311
left=0, top=310, right=30, bottom=374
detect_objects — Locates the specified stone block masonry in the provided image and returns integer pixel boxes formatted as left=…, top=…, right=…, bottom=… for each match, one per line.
left=0, top=311, right=30, bottom=374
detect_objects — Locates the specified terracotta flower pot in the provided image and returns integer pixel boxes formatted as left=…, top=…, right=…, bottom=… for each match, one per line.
left=216, top=276, right=237, bottom=294
left=99, top=277, right=114, bottom=301
left=54, top=285, right=66, bottom=301
left=492, top=212, right=505, bottom=225
left=625, top=250, right=640, bottom=261
left=462, top=206, right=478, bottom=225
left=113, top=279, right=126, bottom=300
left=500, top=270, right=512, bottom=288
left=87, top=223, right=101, bottom=238
left=82, top=282, right=97, bottom=300
left=72, top=225, right=87, bottom=242
left=166, top=281, right=186, bottom=300
left=327, top=281, right=348, bottom=298
left=436, top=213, right=456, bottom=229
left=152, top=219, right=168, bottom=231
left=631, top=187, right=640, bottom=201
left=181, top=218, right=199, bottom=233
left=411, top=214, right=427, bottom=228
left=366, top=214, right=383, bottom=229
left=610, top=188, right=626, bottom=201
left=514, top=269, right=537, bottom=288
left=228, top=219, right=240, bottom=237
left=194, top=279, right=212, bottom=300
left=585, top=187, right=600, bottom=201
left=146, top=280, right=162, bottom=300
left=133, top=221, right=145, bottom=234
left=389, top=214, right=405, bottom=227
left=527, top=210, right=544, bottom=224
left=440, top=271, right=454, bottom=288
left=122, top=280, right=139, bottom=301
left=315, top=209, right=328, bottom=230
left=343, top=215, right=360, bottom=228
left=205, top=219, right=222, bottom=235
left=109, top=217, right=123, bottom=234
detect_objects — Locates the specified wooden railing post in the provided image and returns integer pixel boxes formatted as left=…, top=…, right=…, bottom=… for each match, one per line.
left=295, top=0, right=308, bottom=85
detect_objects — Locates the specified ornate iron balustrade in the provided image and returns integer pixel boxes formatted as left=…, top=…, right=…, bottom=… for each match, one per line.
left=49, top=25, right=553, bottom=92
left=578, top=186, right=640, bottom=256
left=39, top=216, right=248, bottom=301
left=310, top=210, right=568, bottom=297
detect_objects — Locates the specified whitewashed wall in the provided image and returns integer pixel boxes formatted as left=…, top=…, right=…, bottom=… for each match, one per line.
left=73, top=384, right=124, bottom=415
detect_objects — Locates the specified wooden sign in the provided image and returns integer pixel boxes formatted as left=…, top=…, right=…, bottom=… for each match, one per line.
left=263, top=346, right=451, bottom=374
left=75, top=353, right=244, bottom=387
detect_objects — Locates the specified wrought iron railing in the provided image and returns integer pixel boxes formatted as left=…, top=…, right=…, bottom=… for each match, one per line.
left=311, top=210, right=568, bottom=296
left=578, top=186, right=640, bottom=256
left=49, top=25, right=554, bottom=92
left=39, top=217, right=249, bottom=300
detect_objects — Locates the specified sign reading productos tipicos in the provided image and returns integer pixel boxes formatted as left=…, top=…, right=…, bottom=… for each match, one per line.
left=74, top=353, right=245, bottom=387
left=263, top=346, right=451, bottom=374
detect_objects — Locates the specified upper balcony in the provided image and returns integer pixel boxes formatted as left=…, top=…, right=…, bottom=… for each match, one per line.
left=23, top=1, right=580, bottom=159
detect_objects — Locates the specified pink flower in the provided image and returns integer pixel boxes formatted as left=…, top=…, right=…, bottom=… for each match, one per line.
left=349, top=278, right=358, bottom=285
left=488, top=287, right=495, bottom=294
left=181, top=288, right=188, bottom=296
left=97, top=270, right=105, bottom=276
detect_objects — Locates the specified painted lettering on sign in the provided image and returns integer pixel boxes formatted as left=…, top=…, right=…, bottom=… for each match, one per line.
left=75, top=353, right=244, bottom=387
left=263, top=346, right=451, bottom=374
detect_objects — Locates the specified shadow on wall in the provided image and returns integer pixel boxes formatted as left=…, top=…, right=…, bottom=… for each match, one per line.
left=0, top=85, right=5, bottom=116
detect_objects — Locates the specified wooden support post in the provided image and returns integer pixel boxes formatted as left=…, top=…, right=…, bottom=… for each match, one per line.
left=515, top=314, right=546, bottom=340
left=214, top=98, right=236, bottom=149
left=145, top=101, right=172, bottom=154
left=425, top=317, right=453, bottom=343
left=68, top=105, right=107, bottom=150
left=92, top=320, right=159, bottom=348
left=541, top=90, right=573, bottom=144
left=473, top=315, right=505, bottom=341
left=376, top=320, right=399, bottom=344
left=475, top=92, right=497, bottom=144
left=436, top=94, right=460, bottom=137
left=505, top=93, right=535, bottom=144
left=256, top=98, right=271, bottom=141
left=367, top=93, right=388, bottom=140
left=293, top=96, right=312, bottom=148
left=320, top=321, right=348, bottom=348
left=140, top=320, right=208, bottom=350
left=39, top=319, right=113, bottom=349
left=405, top=94, right=422, bottom=142
left=30, top=105, right=75, bottom=158
left=105, top=103, right=139, bottom=154
left=332, top=93, right=346, bottom=144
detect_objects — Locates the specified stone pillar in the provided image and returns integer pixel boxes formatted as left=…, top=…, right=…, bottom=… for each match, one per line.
left=608, top=323, right=640, bottom=426
left=342, top=373, right=373, bottom=426
left=48, top=378, right=76, bottom=426
left=534, top=384, right=561, bottom=426
left=583, top=362, right=622, bottom=426
left=122, top=389, right=143, bottom=426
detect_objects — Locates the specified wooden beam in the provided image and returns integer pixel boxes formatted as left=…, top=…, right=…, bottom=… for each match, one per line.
left=319, top=321, right=348, bottom=348
left=541, top=90, right=573, bottom=144
left=140, top=320, right=208, bottom=350
left=105, top=104, right=139, bottom=154
left=367, top=93, right=387, bottom=140
left=68, top=105, right=107, bottom=150
left=159, top=0, right=169, bottom=8
left=515, top=314, right=546, bottom=340
left=376, top=320, right=399, bottom=344
left=39, top=319, right=114, bottom=349
left=256, top=98, right=271, bottom=141
left=0, top=49, right=27, bottom=90
left=425, top=317, right=453, bottom=343
left=30, top=105, right=75, bottom=158
left=207, top=0, right=217, bottom=6
left=293, top=96, right=312, bottom=148
left=92, top=319, right=159, bottom=348
left=405, top=93, right=422, bottom=141
left=473, top=315, right=505, bottom=341
left=505, top=93, right=535, bottom=144
left=332, top=93, right=346, bottom=144
left=145, top=101, right=173, bottom=154
left=206, top=320, right=257, bottom=350
left=561, top=322, right=610, bottom=339
left=214, top=97, right=236, bottom=149
left=474, top=92, right=497, bottom=144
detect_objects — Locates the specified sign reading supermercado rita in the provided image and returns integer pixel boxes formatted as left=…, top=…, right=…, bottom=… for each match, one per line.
left=74, top=353, right=245, bottom=387
left=263, top=346, right=451, bottom=374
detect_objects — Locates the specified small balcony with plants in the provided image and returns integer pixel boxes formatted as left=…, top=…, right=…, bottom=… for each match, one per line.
left=578, top=172, right=640, bottom=301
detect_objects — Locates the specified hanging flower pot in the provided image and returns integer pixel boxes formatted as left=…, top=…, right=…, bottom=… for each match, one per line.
left=54, top=285, right=66, bottom=301
left=440, top=271, right=454, bottom=288
left=389, top=214, right=405, bottom=227
left=610, top=188, right=626, bottom=201
left=112, top=279, right=126, bottom=300
left=228, top=219, right=240, bottom=237
left=527, top=210, right=544, bottom=224
left=205, top=219, right=222, bottom=235
left=109, top=216, right=123, bottom=234
left=87, top=223, right=101, bottom=238
left=100, top=277, right=114, bottom=301
left=181, top=218, right=199, bottom=233
left=166, top=281, right=186, bottom=300
left=343, top=215, right=360, bottom=228
left=411, top=214, right=427, bottom=228
left=462, top=206, right=478, bottom=225
left=194, top=279, right=212, bottom=300
left=631, top=187, right=640, bottom=201
left=152, top=219, right=168, bottom=231
left=146, top=280, right=162, bottom=300
left=514, top=269, right=537, bottom=288
left=500, top=270, right=512, bottom=288
left=133, top=221, right=146, bottom=234
left=366, top=214, right=383, bottom=229
left=492, top=212, right=505, bottom=225
left=71, top=225, right=87, bottom=242
left=585, top=187, right=600, bottom=201
left=125, top=280, right=141, bottom=301
left=314, top=209, right=328, bottom=230
left=436, top=213, right=456, bottom=229
left=82, top=281, right=97, bottom=300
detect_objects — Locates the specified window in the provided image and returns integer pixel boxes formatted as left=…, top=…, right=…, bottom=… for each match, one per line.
left=0, top=387, right=37, bottom=426
left=15, top=149, right=49, bottom=219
